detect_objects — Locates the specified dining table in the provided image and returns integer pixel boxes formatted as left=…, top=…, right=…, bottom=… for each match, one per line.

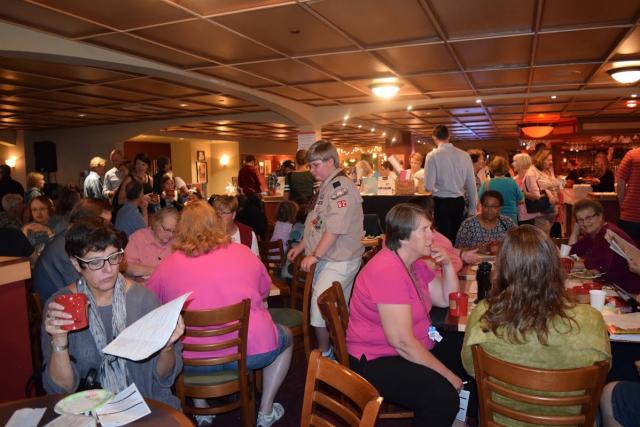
left=0, top=394, right=194, bottom=426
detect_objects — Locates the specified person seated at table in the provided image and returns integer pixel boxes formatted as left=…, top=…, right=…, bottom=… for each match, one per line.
left=600, top=361, right=640, bottom=427
left=210, top=194, right=259, bottom=256
left=148, top=201, right=292, bottom=427
left=583, top=152, right=615, bottom=192
left=569, top=198, right=640, bottom=293
left=461, top=225, right=611, bottom=425
left=0, top=193, right=24, bottom=230
left=455, top=190, right=516, bottom=252
left=114, top=180, right=148, bottom=238
left=42, top=217, right=184, bottom=408
left=478, top=156, right=523, bottom=224
left=605, top=228, right=640, bottom=276
left=346, top=203, right=462, bottom=427
left=124, top=207, right=178, bottom=281
left=22, top=195, right=55, bottom=260
left=158, top=174, right=184, bottom=211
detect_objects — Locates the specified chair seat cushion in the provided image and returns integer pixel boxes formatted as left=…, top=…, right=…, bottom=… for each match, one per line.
left=268, top=307, right=302, bottom=328
left=184, top=370, right=238, bottom=386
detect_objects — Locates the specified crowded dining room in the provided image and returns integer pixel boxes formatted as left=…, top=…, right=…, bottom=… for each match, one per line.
left=2, top=0, right=640, bottom=426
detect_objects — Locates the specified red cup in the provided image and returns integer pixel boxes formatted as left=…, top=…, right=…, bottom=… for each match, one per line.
left=560, top=258, right=575, bottom=274
left=55, top=293, right=88, bottom=331
left=449, top=292, right=469, bottom=317
left=582, top=282, right=602, bottom=291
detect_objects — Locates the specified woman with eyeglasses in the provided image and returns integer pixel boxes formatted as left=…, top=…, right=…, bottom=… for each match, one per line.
left=42, top=216, right=184, bottom=408
left=569, top=198, right=640, bottom=293
left=124, top=207, right=179, bottom=282
left=210, top=194, right=260, bottom=257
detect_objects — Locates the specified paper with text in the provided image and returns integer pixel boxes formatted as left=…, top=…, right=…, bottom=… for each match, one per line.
left=456, top=389, right=470, bottom=422
left=45, top=414, right=96, bottom=427
left=96, top=383, right=151, bottom=427
left=5, top=407, right=46, bottom=427
left=102, top=292, right=191, bottom=361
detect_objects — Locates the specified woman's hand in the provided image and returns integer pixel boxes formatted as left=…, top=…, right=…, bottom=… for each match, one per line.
left=287, top=244, right=304, bottom=262
left=301, top=255, right=318, bottom=272
left=460, top=248, right=480, bottom=265
left=444, top=371, right=464, bottom=392
left=164, top=315, right=184, bottom=350
left=22, top=222, right=53, bottom=236
left=44, top=301, right=74, bottom=341
left=430, top=247, right=451, bottom=267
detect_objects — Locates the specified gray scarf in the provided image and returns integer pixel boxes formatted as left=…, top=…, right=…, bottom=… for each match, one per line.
left=77, top=273, right=129, bottom=393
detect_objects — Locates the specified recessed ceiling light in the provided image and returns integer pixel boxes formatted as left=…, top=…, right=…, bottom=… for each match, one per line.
left=358, top=124, right=362, bottom=129
left=407, top=105, right=413, bottom=111
left=369, top=78, right=401, bottom=98
left=342, top=122, right=346, bottom=126
left=370, top=128, right=376, bottom=132
left=78, top=113, right=86, bottom=117
left=551, top=95, right=557, bottom=99
left=475, top=99, right=482, bottom=104
left=179, top=103, right=189, bottom=107
left=392, top=137, right=397, bottom=142
left=344, top=114, right=349, bottom=120
left=426, top=112, right=431, bottom=115
left=382, top=132, right=386, bottom=137
left=632, top=94, right=638, bottom=98
left=626, top=100, right=637, bottom=108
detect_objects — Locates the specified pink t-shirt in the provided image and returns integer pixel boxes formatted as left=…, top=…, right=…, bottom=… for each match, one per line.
left=148, top=243, right=278, bottom=359
left=432, top=230, right=463, bottom=273
left=125, top=227, right=174, bottom=269
left=346, top=247, right=435, bottom=360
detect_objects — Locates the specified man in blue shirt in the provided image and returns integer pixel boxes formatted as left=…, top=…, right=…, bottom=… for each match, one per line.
left=115, top=179, right=147, bottom=237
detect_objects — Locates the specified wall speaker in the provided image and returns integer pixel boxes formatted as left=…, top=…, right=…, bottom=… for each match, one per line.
left=34, top=141, right=57, bottom=172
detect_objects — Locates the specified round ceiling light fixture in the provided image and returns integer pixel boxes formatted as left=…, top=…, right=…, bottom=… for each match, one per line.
left=519, top=123, right=555, bottom=139
left=369, top=78, right=402, bottom=98
left=607, top=66, right=640, bottom=84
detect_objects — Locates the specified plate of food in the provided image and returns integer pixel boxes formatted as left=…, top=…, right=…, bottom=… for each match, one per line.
left=569, top=269, right=604, bottom=280
left=54, top=389, right=113, bottom=415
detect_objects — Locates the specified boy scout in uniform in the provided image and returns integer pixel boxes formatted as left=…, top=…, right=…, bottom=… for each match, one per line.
left=287, top=140, right=364, bottom=358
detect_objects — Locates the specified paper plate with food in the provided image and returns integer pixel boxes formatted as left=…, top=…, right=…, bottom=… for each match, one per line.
left=570, top=269, right=604, bottom=280
left=54, top=389, right=113, bottom=415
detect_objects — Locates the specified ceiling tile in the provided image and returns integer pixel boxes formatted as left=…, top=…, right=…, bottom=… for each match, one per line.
left=449, top=107, right=485, bottom=115
left=469, top=69, right=530, bottom=89
left=430, top=0, right=534, bottom=38
left=196, top=67, right=276, bottom=87
left=237, top=59, right=330, bottom=84
left=0, top=0, right=108, bottom=38
left=25, top=91, right=116, bottom=107
left=309, top=0, right=438, bottom=46
left=487, top=105, right=525, bottom=114
left=304, top=52, right=391, bottom=80
left=411, top=73, right=471, bottom=92
left=295, top=81, right=364, bottom=98
left=536, top=28, right=625, bottom=64
left=31, top=0, right=193, bottom=30
left=67, top=85, right=156, bottom=102
left=541, top=0, right=640, bottom=29
left=526, top=103, right=566, bottom=113
left=375, top=44, right=457, bottom=75
left=89, top=34, right=208, bottom=68
left=0, top=70, right=75, bottom=90
left=566, top=101, right=612, bottom=111
left=453, top=36, right=532, bottom=69
left=183, top=94, right=254, bottom=108
left=532, top=64, right=596, bottom=84
left=0, top=57, right=137, bottom=83
left=261, top=86, right=320, bottom=101
left=107, top=79, right=204, bottom=98
left=214, top=4, right=355, bottom=55
left=145, top=100, right=215, bottom=111
left=612, top=27, right=640, bottom=60
left=135, top=20, right=280, bottom=63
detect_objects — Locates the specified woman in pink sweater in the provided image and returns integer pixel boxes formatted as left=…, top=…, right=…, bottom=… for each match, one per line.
left=148, top=201, right=291, bottom=427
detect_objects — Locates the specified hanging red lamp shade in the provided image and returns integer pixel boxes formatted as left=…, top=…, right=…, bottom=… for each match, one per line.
left=519, top=123, right=556, bottom=138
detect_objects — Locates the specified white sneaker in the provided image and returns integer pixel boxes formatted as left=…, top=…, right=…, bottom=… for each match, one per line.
left=194, top=414, right=215, bottom=426
left=257, top=402, right=285, bottom=427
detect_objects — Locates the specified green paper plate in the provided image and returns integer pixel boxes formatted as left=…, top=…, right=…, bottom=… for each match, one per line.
left=54, top=389, right=113, bottom=415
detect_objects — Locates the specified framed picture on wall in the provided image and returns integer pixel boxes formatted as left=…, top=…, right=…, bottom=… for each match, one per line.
left=196, top=161, right=208, bottom=183
left=196, top=150, right=205, bottom=162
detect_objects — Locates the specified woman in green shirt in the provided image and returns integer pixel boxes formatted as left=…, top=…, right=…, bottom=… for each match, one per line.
left=462, top=225, right=611, bottom=426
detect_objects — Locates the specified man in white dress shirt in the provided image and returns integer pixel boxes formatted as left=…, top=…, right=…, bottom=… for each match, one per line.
left=102, top=148, right=124, bottom=200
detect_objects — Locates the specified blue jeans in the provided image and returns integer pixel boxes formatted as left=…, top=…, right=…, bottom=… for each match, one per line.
left=183, top=324, right=289, bottom=374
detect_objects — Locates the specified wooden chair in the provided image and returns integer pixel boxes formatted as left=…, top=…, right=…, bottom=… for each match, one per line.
left=317, top=282, right=414, bottom=420
left=176, top=299, right=254, bottom=427
left=268, top=253, right=315, bottom=361
left=259, top=239, right=285, bottom=276
left=472, top=344, right=609, bottom=427
left=301, top=349, right=383, bottom=427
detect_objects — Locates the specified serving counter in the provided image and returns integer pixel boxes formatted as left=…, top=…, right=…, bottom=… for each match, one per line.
left=0, top=257, right=32, bottom=402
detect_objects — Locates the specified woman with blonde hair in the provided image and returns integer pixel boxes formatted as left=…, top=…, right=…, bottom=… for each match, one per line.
left=520, top=149, right=560, bottom=234
left=25, top=171, right=46, bottom=207
left=148, top=201, right=292, bottom=427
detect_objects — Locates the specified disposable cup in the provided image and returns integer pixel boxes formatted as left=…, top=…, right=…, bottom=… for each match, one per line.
left=449, top=292, right=469, bottom=317
left=55, top=293, right=88, bottom=331
left=589, top=289, right=606, bottom=311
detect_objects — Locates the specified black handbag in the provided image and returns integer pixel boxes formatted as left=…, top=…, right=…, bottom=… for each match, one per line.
left=524, top=179, right=552, bottom=213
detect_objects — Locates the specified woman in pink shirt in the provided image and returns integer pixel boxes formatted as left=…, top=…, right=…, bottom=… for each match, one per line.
left=346, top=203, right=462, bottom=426
left=148, top=201, right=291, bottom=427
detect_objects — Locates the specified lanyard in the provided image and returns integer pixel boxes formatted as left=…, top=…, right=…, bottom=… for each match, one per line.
left=394, top=251, right=430, bottom=322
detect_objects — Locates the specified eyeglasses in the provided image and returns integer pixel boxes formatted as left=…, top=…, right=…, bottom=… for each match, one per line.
left=75, top=250, right=124, bottom=271
left=159, top=223, right=176, bottom=234
left=576, top=212, right=600, bottom=224
left=218, top=210, right=234, bottom=215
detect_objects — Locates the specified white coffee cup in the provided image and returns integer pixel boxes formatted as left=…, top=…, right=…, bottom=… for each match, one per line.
left=559, top=244, right=571, bottom=257
left=589, top=289, right=606, bottom=311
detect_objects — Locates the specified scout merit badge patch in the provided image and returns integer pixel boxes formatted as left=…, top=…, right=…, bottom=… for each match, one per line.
left=330, top=186, right=348, bottom=200
left=337, top=200, right=347, bottom=208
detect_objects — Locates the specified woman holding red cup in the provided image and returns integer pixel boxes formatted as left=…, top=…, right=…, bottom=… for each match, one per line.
left=42, top=217, right=184, bottom=408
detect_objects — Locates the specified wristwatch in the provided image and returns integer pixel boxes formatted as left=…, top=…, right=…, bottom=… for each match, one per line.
left=51, top=341, right=69, bottom=352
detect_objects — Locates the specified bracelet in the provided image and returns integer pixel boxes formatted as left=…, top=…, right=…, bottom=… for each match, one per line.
left=311, top=252, right=320, bottom=260
left=51, top=341, right=68, bottom=352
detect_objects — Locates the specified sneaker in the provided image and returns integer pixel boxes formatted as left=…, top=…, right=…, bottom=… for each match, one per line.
left=321, top=347, right=336, bottom=361
left=194, top=414, right=215, bottom=426
left=257, top=402, right=285, bottom=427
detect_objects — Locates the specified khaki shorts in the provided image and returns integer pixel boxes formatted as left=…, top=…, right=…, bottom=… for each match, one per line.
left=310, top=258, right=361, bottom=327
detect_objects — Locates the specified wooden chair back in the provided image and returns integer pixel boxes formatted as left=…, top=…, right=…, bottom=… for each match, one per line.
left=176, top=299, right=254, bottom=427
left=259, top=239, right=285, bottom=275
left=301, top=349, right=382, bottom=427
left=317, top=282, right=349, bottom=366
left=290, top=254, right=316, bottom=360
left=472, top=344, right=609, bottom=427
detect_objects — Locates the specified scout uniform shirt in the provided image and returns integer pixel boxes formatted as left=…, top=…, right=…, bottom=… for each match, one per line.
left=304, top=168, right=364, bottom=262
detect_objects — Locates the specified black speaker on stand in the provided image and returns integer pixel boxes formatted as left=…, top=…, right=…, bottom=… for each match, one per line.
left=34, top=141, right=58, bottom=198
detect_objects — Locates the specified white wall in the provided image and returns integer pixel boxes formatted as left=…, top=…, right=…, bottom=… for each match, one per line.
left=0, top=130, right=27, bottom=186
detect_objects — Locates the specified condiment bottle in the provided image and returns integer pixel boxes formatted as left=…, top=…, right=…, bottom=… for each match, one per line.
left=476, top=262, right=492, bottom=302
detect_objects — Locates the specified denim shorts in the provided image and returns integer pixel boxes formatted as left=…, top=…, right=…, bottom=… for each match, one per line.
left=183, top=324, right=290, bottom=374
left=611, top=381, right=640, bottom=426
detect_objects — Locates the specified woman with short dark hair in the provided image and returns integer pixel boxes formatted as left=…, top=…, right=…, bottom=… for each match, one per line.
left=455, top=190, right=516, bottom=250
left=462, top=225, right=611, bottom=424
left=42, top=216, right=184, bottom=407
left=346, top=203, right=461, bottom=426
